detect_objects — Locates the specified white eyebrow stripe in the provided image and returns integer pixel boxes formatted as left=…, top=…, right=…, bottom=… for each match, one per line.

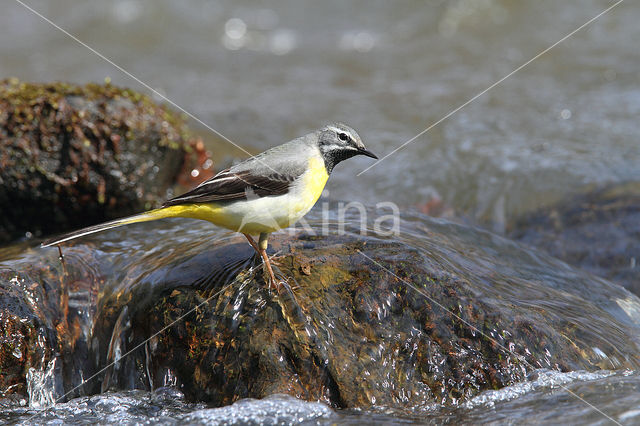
left=327, top=126, right=352, bottom=138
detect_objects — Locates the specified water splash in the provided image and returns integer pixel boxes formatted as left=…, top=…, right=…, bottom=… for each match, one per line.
left=26, top=357, right=63, bottom=408
left=462, top=369, right=615, bottom=409
left=102, top=306, right=131, bottom=392
left=182, top=394, right=334, bottom=425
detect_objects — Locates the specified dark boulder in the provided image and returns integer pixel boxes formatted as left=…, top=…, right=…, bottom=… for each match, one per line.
left=0, top=79, right=213, bottom=245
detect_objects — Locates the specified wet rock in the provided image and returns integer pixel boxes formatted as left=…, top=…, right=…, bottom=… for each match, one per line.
left=508, top=182, right=640, bottom=295
left=0, top=255, right=63, bottom=401
left=0, top=245, right=103, bottom=405
left=0, top=78, right=213, bottom=245
left=2, top=212, right=640, bottom=412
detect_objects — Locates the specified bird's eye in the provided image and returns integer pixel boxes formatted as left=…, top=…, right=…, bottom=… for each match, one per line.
left=338, top=132, right=349, bottom=141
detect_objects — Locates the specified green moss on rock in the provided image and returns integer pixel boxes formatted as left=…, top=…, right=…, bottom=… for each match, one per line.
left=0, top=78, right=212, bottom=244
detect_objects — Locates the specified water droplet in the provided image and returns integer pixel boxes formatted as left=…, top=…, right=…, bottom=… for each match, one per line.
left=112, top=0, right=143, bottom=24
left=270, top=30, right=296, bottom=55
left=352, top=31, right=375, bottom=52
left=223, top=35, right=245, bottom=51
left=339, top=31, right=376, bottom=52
left=560, top=109, right=572, bottom=120
left=225, top=18, right=247, bottom=40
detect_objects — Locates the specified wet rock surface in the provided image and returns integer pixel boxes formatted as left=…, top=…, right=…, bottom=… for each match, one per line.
left=2, top=213, right=640, bottom=413
left=509, top=182, right=640, bottom=296
left=0, top=79, right=213, bottom=245
left=0, top=245, right=101, bottom=405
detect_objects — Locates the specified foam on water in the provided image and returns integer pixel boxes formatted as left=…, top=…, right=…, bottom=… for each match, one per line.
left=462, top=369, right=615, bottom=409
left=183, top=394, right=335, bottom=425
left=6, top=372, right=640, bottom=425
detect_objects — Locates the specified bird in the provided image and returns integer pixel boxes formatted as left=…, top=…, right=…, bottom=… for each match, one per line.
left=42, top=123, right=378, bottom=289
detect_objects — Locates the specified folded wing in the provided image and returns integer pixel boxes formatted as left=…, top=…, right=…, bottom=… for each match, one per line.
left=162, top=168, right=301, bottom=207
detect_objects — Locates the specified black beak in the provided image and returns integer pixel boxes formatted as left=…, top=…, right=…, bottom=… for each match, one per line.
left=357, top=147, right=378, bottom=159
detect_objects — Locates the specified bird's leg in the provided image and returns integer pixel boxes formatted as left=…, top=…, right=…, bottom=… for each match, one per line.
left=243, top=233, right=278, bottom=290
left=243, top=233, right=260, bottom=253
left=258, top=232, right=279, bottom=290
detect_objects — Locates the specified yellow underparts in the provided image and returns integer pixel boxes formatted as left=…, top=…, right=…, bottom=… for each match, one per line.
left=139, top=156, right=330, bottom=235
left=298, top=155, right=330, bottom=212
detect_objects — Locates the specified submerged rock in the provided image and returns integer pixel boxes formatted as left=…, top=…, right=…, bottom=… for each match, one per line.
left=2, top=211, right=640, bottom=412
left=0, top=243, right=99, bottom=406
left=509, top=182, right=640, bottom=295
left=0, top=79, right=213, bottom=245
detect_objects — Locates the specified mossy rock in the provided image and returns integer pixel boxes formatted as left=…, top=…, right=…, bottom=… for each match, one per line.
left=92, top=233, right=640, bottom=410
left=0, top=245, right=101, bottom=404
left=0, top=78, right=211, bottom=245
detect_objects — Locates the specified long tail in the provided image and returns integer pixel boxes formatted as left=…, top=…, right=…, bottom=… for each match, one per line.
left=41, top=207, right=182, bottom=247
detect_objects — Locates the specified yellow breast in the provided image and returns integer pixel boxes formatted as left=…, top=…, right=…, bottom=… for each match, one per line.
left=296, top=155, right=330, bottom=212
left=156, top=155, right=330, bottom=235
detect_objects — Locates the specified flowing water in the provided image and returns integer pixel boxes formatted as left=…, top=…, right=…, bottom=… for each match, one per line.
left=4, top=370, right=640, bottom=424
left=2, top=0, right=640, bottom=424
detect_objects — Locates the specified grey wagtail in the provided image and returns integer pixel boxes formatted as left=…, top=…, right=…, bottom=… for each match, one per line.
left=42, top=123, right=377, bottom=288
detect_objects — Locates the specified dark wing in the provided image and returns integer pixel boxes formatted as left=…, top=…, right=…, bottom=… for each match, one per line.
left=162, top=168, right=300, bottom=207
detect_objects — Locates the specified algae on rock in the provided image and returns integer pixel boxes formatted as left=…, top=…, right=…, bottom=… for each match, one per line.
left=0, top=78, right=212, bottom=244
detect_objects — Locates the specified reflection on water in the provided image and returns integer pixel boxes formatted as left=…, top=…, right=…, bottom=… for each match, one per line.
left=2, top=0, right=639, bottom=228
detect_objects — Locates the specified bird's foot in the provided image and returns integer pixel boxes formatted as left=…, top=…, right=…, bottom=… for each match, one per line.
left=264, top=263, right=296, bottom=294
left=270, top=255, right=287, bottom=268
left=268, top=279, right=282, bottom=293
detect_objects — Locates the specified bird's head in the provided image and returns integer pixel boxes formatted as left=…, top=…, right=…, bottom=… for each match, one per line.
left=316, top=123, right=378, bottom=173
